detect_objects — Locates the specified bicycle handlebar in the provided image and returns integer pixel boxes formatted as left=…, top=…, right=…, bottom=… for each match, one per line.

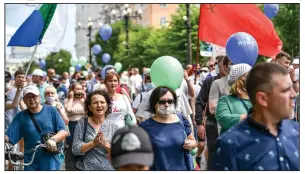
left=5, top=142, right=46, bottom=166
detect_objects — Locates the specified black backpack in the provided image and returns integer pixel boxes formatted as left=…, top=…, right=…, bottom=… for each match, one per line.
left=65, top=117, right=88, bottom=171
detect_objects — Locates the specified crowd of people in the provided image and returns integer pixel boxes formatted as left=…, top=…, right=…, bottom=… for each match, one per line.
left=4, top=51, right=300, bottom=171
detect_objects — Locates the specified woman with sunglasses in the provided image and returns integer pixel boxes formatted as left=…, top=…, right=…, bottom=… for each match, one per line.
left=140, top=86, right=197, bottom=170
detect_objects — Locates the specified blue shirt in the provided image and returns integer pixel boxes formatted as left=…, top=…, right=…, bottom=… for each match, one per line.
left=37, top=82, right=49, bottom=103
left=140, top=114, right=192, bottom=170
left=5, top=105, right=66, bottom=170
left=212, top=114, right=299, bottom=171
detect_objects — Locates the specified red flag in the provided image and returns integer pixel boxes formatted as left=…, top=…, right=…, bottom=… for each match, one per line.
left=198, top=4, right=283, bottom=58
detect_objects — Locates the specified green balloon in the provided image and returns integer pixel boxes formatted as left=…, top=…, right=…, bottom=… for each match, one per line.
left=69, top=66, right=75, bottom=73
left=150, top=56, right=183, bottom=90
left=114, top=62, right=122, bottom=72
left=70, top=57, right=78, bottom=66
left=79, top=57, right=87, bottom=66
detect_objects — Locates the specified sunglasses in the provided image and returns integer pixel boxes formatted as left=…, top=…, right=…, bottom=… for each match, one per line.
left=158, top=99, right=175, bottom=105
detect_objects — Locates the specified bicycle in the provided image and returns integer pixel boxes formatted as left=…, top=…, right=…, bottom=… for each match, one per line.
left=5, top=141, right=46, bottom=171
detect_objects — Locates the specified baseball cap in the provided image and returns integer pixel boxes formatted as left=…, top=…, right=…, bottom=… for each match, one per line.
left=200, top=67, right=209, bottom=72
left=32, top=69, right=44, bottom=77
left=23, top=85, right=39, bottom=97
left=111, top=126, right=154, bottom=169
left=143, top=68, right=151, bottom=75
left=120, top=75, right=129, bottom=85
left=266, top=58, right=273, bottom=63
left=293, top=59, right=299, bottom=65
left=227, top=63, right=252, bottom=86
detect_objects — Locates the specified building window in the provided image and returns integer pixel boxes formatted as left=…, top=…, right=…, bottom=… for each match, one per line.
left=160, top=4, right=167, bottom=8
left=160, top=17, right=167, bottom=27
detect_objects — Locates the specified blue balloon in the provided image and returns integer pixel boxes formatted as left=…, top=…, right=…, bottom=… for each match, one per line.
left=92, top=44, right=102, bottom=55
left=75, top=64, right=82, bottom=71
left=264, top=4, right=279, bottom=19
left=102, top=53, right=111, bottom=64
left=226, top=32, right=258, bottom=66
left=99, top=24, right=112, bottom=41
left=39, top=60, right=46, bottom=69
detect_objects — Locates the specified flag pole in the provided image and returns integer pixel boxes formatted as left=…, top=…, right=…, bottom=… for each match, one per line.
left=25, top=43, right=39, bottom=77
left=194, top=4, right=203, bottom=85
left=194, top=38, right=200, bottom=85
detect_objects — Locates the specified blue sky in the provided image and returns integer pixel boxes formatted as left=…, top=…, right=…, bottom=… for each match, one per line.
left=5, top=4, right=76, bottom=58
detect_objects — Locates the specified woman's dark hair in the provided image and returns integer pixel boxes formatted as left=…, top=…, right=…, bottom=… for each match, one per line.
left=85, top=90, right=112, bottom=117
left=147, top=86, right=178, bottom=114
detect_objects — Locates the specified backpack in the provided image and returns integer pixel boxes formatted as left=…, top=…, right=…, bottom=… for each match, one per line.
left=65, top=117, right=88, bottom=171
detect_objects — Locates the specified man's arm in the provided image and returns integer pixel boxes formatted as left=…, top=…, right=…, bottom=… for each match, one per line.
left=290, top=67, right=299, bottom=93
left=208, top=81, right=220, bottom=115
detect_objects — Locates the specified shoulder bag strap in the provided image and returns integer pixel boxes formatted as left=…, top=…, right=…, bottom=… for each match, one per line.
left=28, top=110, right=42, bottom=134
left=82, top=117, right=88, bottom=142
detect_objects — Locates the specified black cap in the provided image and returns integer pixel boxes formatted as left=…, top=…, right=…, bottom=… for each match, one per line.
left=111, top=126, right=154, bottom=169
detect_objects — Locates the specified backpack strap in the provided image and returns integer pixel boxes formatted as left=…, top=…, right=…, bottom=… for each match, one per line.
left=82, top=117, right=88, bottom=142
left=140, top=93, right=143, bottom=103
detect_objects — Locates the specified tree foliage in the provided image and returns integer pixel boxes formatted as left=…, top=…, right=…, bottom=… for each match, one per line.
left=88, top=4, right=299, bottom=72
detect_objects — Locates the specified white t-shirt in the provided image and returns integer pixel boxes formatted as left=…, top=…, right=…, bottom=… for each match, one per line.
left=106, top=95, right=136, bottom=128
left=295, top=68, right=299, bottom=81
left=132, top=93, right=142, bottom=109
left=135, top=74, right=143, bottom=87
left=129, top=75, right=137, bottom=95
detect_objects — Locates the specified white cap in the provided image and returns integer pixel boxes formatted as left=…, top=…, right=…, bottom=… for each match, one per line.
left=227, top=64, right=252, bottom=86
left=23, top=85, right=40, bottom=97
left=143, top=68, right=151, bottom=75
left=120, top=75, right=129, bottom=85
left=293, top=59, right=299, bottom=65
left=32, top=69, right=44, bottom=76
left=266, top=58, right=273, bottom=63
left=200, top=67, right=209, bottom=72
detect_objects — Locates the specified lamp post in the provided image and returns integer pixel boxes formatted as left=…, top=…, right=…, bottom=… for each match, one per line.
left=110, top=4, right=143, bottom=60
left=184, top=4, right=192, bottom=65
left=76, top=17, right=103, bottom=65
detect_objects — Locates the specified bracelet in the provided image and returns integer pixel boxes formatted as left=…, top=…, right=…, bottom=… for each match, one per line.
left=292, top=80, right=298, bottom=83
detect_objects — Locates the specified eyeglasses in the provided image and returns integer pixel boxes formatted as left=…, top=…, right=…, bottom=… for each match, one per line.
left=158, top=99, right=175, bottom=105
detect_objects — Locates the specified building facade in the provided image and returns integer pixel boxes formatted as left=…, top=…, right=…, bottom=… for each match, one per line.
left=131, top=4, right=179, bottom=28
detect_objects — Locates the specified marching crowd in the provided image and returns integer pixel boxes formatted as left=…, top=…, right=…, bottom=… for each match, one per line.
left=4, top=51, right=300, bottom=171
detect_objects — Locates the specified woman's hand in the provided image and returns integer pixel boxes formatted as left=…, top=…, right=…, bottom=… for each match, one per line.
left=183, top=139, right=197, bottom=150
left=68, top=91, right=74, bottom=99
left=98, top=133, right=111, bottom=150
left=93, top=132, right=103, bottom=146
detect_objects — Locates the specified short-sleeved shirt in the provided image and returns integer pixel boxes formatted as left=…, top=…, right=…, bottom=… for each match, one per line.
left=212, top=114, right=299, bottom=171
left=37, top=82, right=50, bottom=103
left=5, top=105, right=66, bottom=170
left=209, top=76, right=230, bottom=100
left=140, top=114, right=192, bottom=170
